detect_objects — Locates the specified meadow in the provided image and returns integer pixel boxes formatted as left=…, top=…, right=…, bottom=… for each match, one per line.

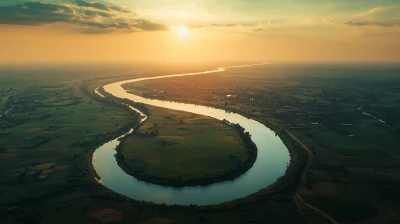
left=117, top=105, right=254, bottom=186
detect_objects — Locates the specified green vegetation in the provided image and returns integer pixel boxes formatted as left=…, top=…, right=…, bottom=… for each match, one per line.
left=117, top=106, right=256, bottom=186
left=125, top=63, right=400, bottom=223
left=0, top=67, right=140, bottom=205
left=0, top=65, right=306, bottom=224
left=4, top=63, right=399, bottom=224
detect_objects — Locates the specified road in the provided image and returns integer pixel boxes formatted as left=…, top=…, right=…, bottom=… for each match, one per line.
left=4, top=106, right=14, bottom=115
left=286, top=130, right=340, bottom=224
left=266, top=119, right=340, bottom=224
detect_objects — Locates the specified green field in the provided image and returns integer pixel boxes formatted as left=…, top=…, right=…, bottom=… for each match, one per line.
left=124, top=64, right=400, bottom=224
left=4, top=63, right=399, bottom=223
left=0, top=68, right=140, bottom=204
left=0, top=65, right=307, bottom=224
left=119, top=106, right=249, bottom=182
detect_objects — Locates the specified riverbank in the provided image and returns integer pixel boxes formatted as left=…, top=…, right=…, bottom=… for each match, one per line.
left=96, top=84, right=262, bottom=188
left=109, top=88, right=309, bottom=195
left=89, top=72, right=325, bottom=223
left=94, top=79, right=307, bottom=206
left=0, top=65, right=307, bottom=224
left=92, top=64, right=310, bottom=206
left=104, top=85, right=308, bottom=194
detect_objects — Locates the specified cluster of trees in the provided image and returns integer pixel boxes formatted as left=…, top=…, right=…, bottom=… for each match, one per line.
left=232, top=123, right=256, bottom=156
left=135, top=128, right=159, bottom=137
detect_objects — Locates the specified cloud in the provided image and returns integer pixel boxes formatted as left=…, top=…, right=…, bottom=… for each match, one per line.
left=210, top=22, right=259, bottom=27
left=190, top=22, right=268, bottom=29
left=134, top=19, right=169, bottom=31
left=334, top=6, right=400, bottom=28
left=0, top=2, right=74, bottom=25
left=0, top=1, right=167, bottom=33
left=357, top=6, right=399, bottom=18
left=72, top=0, right=130, bottom=13
left=343, top=20, right=399, bottom=28
left=84, top=9, right=112, bottom=18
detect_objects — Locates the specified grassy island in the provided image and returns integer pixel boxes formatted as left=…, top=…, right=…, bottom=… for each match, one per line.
left=117, top=106, right=257, bottom=186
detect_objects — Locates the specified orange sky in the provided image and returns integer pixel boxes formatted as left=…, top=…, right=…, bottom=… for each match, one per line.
left=0, top=1, right=399, bottom=64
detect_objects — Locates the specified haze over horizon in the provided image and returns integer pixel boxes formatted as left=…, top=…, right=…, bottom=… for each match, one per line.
left=0, top=0, right=399, bottom=64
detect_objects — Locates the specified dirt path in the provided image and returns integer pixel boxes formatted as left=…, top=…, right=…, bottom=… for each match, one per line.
left=285, top=129, right=339, bottom=224
left=4, top=105, right=14, bottom=114
left=295, top=194, right=340, bottom=224
left=285, top=130, right=313, bottom=154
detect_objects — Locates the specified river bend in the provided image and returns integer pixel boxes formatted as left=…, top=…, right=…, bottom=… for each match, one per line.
left=92, top=63, right=290, bottom=205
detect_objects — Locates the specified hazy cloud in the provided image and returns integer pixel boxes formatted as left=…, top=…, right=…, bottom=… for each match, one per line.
left=0, top=1, right=167, bottom=33
left=0, top=2, right=74, bottom=25
left=191, top=22, right=263, bottom=29
left=344, top=20, right=399, bottom=27
left=72, top=0, right=130, bottom=13
left=134, top=19, right=169, bottom=31
left=357, top=6, right=399, bottom=18
left=342, top=6, right=400, bottom=28
left=84, top=9, right=112, bottom=18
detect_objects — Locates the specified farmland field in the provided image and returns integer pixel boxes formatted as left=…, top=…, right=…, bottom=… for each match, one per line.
left=0, top=64, right=307, bottom=224
left=1, top=63, right=400, bottom=224
left=0, top=66, right=141, bottom=205
left=124, top=63, right=400, bottom=223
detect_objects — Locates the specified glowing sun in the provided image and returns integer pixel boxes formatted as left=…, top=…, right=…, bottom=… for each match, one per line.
left=176, top=26, right=188, bottom=37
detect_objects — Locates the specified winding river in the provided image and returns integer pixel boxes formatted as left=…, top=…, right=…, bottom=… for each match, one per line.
left=92, top=63, right=290, bottom=205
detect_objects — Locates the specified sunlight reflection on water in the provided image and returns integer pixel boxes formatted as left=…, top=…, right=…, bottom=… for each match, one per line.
left=93, top=63, right=290, bottom=205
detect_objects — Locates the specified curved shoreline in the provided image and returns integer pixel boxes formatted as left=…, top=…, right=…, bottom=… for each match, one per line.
left=114, top=123, right=258, bottom=187
left=96, top=86, right=259, bottom=187
left=92, top=63, right=294, bottom=205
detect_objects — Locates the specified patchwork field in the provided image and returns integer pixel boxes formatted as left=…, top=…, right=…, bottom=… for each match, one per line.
left=0, top=64, right=307, bottom=224
left=124, top=63, right=400, bottom=223
left=3, top=63, right=399, bottom=223
left=0, top=67, right=141, bottom=205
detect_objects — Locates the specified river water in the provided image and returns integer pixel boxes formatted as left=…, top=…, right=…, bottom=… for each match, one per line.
left=92, top=64, right=290, bottom=205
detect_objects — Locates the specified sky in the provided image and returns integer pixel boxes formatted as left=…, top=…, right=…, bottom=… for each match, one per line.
left=0, top=0, right=399, bottom=64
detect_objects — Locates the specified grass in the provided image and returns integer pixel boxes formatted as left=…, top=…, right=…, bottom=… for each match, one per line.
left=123, top=63, right=400, bottom=223
left=0, top=68, right=137, bottom=204
left=0, top=64, right=312, bottom=224
left=6, top=63, right=399, bottom=223
left=119, top=106, right=249, bottom=180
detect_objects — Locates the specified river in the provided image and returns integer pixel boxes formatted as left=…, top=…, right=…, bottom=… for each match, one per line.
left=92, top=63, right=290, bottom=205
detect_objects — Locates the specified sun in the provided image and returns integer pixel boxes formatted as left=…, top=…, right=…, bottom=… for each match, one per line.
left=176, top=26, right=188, bottom=37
